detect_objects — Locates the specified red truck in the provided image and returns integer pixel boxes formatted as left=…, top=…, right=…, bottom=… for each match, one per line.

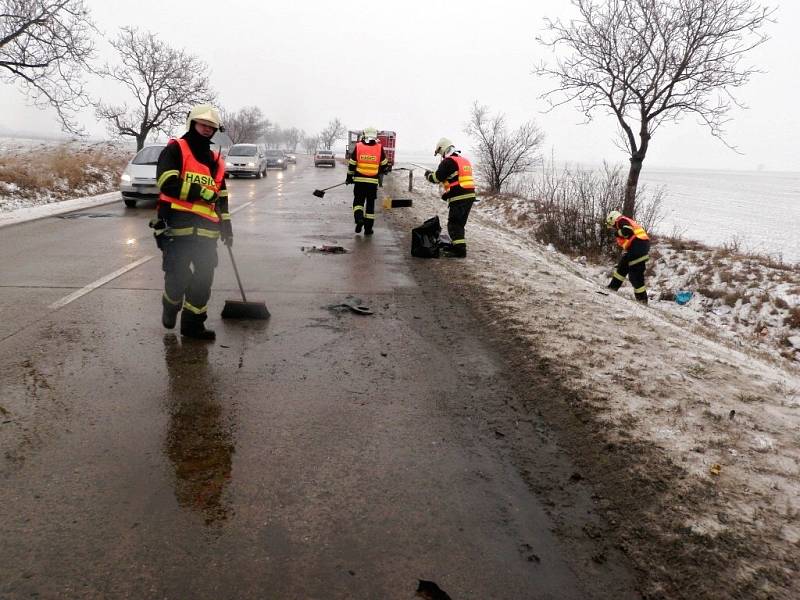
left=346, top=130, right=396, bottom=172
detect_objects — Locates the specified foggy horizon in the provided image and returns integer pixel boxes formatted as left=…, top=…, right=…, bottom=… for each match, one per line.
left=2, top=0, right=797, bottom=172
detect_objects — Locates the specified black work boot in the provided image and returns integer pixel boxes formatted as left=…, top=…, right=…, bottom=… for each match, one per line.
left=364, top=223, right=374, bottom=236
left=161, top=296, right=181, bottom=329
left=180, top=311, right=216, bottom=341
left=442, top=245, right=466, bottom=258
left=354, top=213, right=364, bottom=233
left=635, top=291, right=649, bottom=305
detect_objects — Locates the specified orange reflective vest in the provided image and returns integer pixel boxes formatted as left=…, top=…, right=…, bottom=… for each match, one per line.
left=614, top=216, right=649, bottom=250
left=355, top=141, right=382, bottom=178
left=158, top=138, right=225, bottom=223
left=442, top=155, right=476, bottom=193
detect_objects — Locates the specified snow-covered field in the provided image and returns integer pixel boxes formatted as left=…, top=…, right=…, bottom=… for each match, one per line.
left=386, top=175, right=800, bottom=598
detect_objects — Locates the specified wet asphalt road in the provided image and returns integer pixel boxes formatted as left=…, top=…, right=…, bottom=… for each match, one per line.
left=0, top=160, right=637, bottom=599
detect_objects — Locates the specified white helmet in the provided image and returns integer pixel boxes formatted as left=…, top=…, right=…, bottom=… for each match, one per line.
left=605, top=210, right=623, bottom=228
left=186, top=104, right=223, bottom=132
left=434, top=137, right=454, bottom=157
left=362, top=127, right=378, bottom=141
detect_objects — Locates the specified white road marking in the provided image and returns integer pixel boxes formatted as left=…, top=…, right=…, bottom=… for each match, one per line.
left=48, top=256, right=155, bottom=310
left=231, top=201, right=252, bottom=215
left=47, top=202, right=253, bottom=311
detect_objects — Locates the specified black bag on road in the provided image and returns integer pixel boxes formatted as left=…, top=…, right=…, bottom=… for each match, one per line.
left=411, top=215, right=441, bottom=258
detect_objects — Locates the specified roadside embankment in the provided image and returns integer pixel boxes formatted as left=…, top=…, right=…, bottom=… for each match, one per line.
left=384, top=173, right=800, bottom=599
left=0, top=138, right=130, bottom=212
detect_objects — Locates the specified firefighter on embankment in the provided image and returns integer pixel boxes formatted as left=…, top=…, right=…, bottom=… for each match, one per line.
left=605, top=210, right=650, bottom=304
left=345, top=127, right=388, bottom=236
left=152, top=104, right=233, bottom=340
left=424, top=138, right=477, bottom=258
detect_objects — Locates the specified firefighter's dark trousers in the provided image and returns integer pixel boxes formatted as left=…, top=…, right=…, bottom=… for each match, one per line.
left=608, top=240, right=650, bottom=303
left=161, top=236, right=219, bottom=322
left=445, top=199, right=474, bottom=257
left=353, top=182, right=378, bottom=233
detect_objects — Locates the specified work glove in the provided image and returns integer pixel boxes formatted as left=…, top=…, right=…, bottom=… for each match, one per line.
left=345, top=173, right=353, bottom=185
left=220, top=219, right=233, bottom=247
left=189, top=182, right=218, bottom=203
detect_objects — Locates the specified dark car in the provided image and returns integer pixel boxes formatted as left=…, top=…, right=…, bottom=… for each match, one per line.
left=265, top=149, right=287, bottom=170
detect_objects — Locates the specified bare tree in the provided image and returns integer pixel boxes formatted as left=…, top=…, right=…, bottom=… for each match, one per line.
left=222, top=105, right=269, bottom=144
left=0, top=0, right=95, bottom=133
left=263, top=123, right=281, bottom=148
left=464, top=102, right=545, bottom=193
left=95, top=27, right=214, bottom=150
left=319, top=117, right=346, bottom=150
left=283, top=127, right=302, bottom=152
left=537, top=0, right=774, bottom=216
left=302, top=135, right=319, bottom=155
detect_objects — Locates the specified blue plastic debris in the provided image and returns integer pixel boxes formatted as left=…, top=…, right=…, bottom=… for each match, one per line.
left=676, top=291, right=693, bottom=305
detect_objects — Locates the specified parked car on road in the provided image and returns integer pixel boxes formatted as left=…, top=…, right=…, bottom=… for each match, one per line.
left=264, top=149, right=287, bottom=170
left=225, top=143, right=267, bottom=178
left=120, top=144, right=166, bottom=208
left=314, top=149, right=335, bottom=167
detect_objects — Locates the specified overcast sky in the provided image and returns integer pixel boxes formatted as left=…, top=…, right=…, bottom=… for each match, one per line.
left=2, top=0, right=798, bottom=171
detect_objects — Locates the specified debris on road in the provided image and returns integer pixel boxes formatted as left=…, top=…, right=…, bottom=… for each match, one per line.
left=327, top=296, right=373, bottom=315
left=416, top=579, right=453, bottom=600
left=302, top=245, right=349, bottom=254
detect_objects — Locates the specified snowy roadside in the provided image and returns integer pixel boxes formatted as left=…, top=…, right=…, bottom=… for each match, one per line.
left=385, top=175, right=800, bottom=599
left=0, top=137, right=130, bottom=213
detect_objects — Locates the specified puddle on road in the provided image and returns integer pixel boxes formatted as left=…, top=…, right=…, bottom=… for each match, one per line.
left=162, top=335, right=236, bottom=526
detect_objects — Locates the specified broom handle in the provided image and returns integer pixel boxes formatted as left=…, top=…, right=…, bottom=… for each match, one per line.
left=323, top=182, right=347, bottom=192
left=227, top=245, right=248, bottom=302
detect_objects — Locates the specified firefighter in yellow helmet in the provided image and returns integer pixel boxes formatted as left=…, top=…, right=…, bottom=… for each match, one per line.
left=152, top=104, right=232, bottom=340
left=605, top=210, right=650, bottom=304
left=423, top=137, right=477, bottom=257
left=345, top=127, right=388, bottom=235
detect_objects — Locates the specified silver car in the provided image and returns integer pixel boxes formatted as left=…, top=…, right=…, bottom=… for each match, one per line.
left=120, top=144, right=166, bottom=208
left=225, top=143, right=268, bottom=178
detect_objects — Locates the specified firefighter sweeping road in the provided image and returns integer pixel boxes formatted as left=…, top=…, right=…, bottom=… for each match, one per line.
left=0, top=158, right=640, bottom=599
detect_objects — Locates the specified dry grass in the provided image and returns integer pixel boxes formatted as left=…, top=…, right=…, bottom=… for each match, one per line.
left=0, top=142, right=129, bottom=198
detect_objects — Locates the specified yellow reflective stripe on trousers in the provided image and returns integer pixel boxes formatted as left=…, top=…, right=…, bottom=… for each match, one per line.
left=220, top=213, right=231, bottom=221
left=196, top=228, right=220, bottom=239
left=452, top=239, right=466, bottom=245
left=183, top=300, right=207, bottom=315
left=169, top=226, right=195, bottom=236
left=167, top=226, right=219, bottom=238
left=612, top=270, right=626, bottom=282
left=448, top=192, right=476, bottom=203
left=353, top=206, right=364, bottom=213
left=634, top=285, right=647, bottom=293
left=353, top=176, right=378, bottom=184
left=158, top=170, right=180, bottom=188
left=629, top=254, right=650, bottom=266
left=364, top=213, right=375, bottom=219
left=163, top=292, right=182, bottom=306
